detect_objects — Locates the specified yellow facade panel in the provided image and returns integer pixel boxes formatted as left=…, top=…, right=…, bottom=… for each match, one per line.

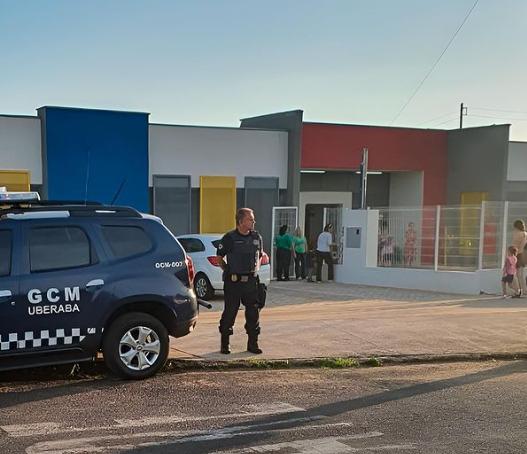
left=200, top=176, right=236, bottom=234
left=0, top=170, right=31, bottom=191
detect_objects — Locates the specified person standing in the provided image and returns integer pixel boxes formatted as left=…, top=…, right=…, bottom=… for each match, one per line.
left=511, top=219, right=527, bottom=296
left=216, top=208, right=264, bottom=355
left=292, top=226, right=307, bottom=279
left=404, top=222, right=417, bottom=266
left=274, top=224, right=294, bottom=281
left=502, top=246, right=519, bottom=298
left=316, top=223, right=334, bottom=282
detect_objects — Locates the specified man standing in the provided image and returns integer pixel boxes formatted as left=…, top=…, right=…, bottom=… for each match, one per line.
left=316, top=223, right=334, bottom=282
left=216, top=208, right=264, bottom=355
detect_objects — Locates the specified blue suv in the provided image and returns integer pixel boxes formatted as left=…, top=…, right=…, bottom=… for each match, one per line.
left=0, top=193, right=199, bottom=379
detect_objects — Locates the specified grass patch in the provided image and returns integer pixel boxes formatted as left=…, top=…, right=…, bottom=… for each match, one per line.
left=364, top=356, right=382, bottom=367
left=317, top=357, right=359, bottom=369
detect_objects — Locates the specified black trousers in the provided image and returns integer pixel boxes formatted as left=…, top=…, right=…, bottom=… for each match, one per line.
left=276, top=248, right=291, bottom=280
left=316, top=251, right=334, bottom=281
left=219, top=278, right=260, bottom=336
left=294, top=252, right=306, bottom=279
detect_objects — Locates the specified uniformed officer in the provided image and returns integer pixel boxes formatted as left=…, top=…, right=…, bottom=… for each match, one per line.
left=216, top=207, right=264, bottom=355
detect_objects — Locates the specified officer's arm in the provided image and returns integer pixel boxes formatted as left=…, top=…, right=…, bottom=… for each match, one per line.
left=216, top=234, right=231, bottom=271
left=218, top=255, right=229, bottom=271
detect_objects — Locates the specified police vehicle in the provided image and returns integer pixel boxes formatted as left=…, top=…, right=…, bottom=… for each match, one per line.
left=0, top=189, right=199, bottom=379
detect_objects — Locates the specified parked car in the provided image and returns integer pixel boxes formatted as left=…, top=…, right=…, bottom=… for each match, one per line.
left=0, top=191, right=199, bottom=379
left=177, top=234, right=271, bottom=300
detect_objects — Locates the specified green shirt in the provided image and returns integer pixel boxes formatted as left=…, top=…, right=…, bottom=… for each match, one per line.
left=274, top=234, right=293, bottom=250
left=292, top=235, right=307, bottom=253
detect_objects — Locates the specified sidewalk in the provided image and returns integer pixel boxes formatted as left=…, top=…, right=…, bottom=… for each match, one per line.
left=170, top=281, right=527, bottom=362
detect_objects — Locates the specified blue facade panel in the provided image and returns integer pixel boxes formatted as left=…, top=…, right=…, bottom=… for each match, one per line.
left=38, top=107, right=149, bottom=212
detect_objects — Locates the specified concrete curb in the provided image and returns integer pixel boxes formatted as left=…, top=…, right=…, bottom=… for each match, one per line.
left=163, top=352, right=527, bottom=372
left=2, top=353, right=527, bottom=382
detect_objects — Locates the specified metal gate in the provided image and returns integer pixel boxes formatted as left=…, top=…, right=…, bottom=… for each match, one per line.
left=323, top=207, right=343, bottom=265
left=271, top=206, right=298, bottom=278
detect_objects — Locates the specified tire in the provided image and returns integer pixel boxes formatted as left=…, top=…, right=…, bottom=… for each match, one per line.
left=103, top=312, right=169, bottom=380
left=194, top=273, right=214, bottom=300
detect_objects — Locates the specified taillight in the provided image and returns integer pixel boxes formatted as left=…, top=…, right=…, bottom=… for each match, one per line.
left=186, top=255, right=195, bottom=285
left=207, top=256, right=222, bottom=267
left=261, top=252, right=269, bottom=265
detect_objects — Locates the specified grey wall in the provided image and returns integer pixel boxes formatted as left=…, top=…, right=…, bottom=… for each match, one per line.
left=447, top=124, right=510, bottom=204
left=300, top=172, right=390, bottom=208
left=240, top=110, right=303, bottom=207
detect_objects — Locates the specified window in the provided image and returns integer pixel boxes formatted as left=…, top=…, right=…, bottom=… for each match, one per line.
left=102, top=226, right=152, bottom=259
left=0, top=230, right=12, bottom=276
left=178, top=237, right=205, bottom=253
left=30, top=227, right=91, bottom=272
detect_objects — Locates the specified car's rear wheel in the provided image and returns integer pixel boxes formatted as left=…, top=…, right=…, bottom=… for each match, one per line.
left=194, top=273, right=214, bottom=300
left=103, top=312, right=169, bottom=380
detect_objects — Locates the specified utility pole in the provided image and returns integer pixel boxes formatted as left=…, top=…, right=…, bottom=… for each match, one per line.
left=360, top=147, right=368, bottom=209
left=460, top=102, right=468, bottom=128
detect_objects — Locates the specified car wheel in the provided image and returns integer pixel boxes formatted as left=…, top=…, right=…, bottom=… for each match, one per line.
left=103, top=312, right=169, bottom=380
left=194, top=273, right=214, bottom=300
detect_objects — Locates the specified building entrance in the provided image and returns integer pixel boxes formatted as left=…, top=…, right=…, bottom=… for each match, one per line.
left=305, top=203, right=340, bottom=249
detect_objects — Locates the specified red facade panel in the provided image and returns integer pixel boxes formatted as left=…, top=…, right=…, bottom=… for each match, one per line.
left=301, top=123, right=448, bottom=206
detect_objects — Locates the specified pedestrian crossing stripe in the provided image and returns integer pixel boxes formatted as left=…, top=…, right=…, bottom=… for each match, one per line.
left=0, top=327, right=97, bottom=351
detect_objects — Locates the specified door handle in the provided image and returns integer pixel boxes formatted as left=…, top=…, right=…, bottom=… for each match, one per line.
left=86, top=279, right=105, bottom=290
left=0, top=290, right=13, bottom=304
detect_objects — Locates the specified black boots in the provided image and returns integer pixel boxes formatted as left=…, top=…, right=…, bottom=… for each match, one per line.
left=247, top=335, right=263, bottom=354
left=220, top=334, right=231, bottom=354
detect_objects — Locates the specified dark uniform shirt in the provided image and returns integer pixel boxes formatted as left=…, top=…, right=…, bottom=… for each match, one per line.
left=217, top=229, right=263, bottom=275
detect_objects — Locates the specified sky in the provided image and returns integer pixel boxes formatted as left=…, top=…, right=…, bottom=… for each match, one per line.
left=1, top=0, right=527, bottom=140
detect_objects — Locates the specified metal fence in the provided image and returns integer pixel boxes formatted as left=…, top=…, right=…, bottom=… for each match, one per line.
left=377, top=202, right=527, bottom=271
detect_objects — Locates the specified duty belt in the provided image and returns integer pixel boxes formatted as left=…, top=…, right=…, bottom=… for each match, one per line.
left=229, top=273, right=257, bottom=282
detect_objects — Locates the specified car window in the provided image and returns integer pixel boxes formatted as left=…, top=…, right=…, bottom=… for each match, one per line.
left=30, top=227, right=91, bottom=272
left=179, top=238, right=205, bottom=253
left=102, top=226, right=153, bottom=259
left=0, top=230, right=12, bottom=276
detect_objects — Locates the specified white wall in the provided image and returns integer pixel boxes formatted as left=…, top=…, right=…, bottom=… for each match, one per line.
left=298, top=191, right=352, bottom=231
left=0, top=116, right=42, bottom=184
left=507, top=142, right=527, bottom=181
left=335, top=208, right=502, bottom=295
left=148, top=125, right=288, bottom=188
left=389, top=171, right=423, bottom=207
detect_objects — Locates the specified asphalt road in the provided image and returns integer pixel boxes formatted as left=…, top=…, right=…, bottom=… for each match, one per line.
left=0, top=361, right=526, bottom=453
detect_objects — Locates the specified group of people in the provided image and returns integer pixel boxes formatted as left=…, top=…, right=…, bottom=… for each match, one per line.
left=274, top=223, right=334, bottom=283
left=378, top=222, right=417, bottom=267
left=502, top=219, right=527, bottom=298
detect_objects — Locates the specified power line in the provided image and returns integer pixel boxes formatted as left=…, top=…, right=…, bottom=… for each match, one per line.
left=472, top=107, right=527, bottom=115
left=430, top=116, right=460, bottom=127
left=390, top=0, right=480, bottom=125
left=416, top=111, right=458, bottom=126
left=470, top=114, right=527, bottom=122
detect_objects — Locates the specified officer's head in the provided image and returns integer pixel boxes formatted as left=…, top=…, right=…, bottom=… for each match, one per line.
left=236, top=208, right=255, bottom=231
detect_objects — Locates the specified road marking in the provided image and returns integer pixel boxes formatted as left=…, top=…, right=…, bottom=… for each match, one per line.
left=27, top=420, right=367, bottom=454
left=2, top=402, right=304, bottom=437
left=211, top=436, right=416, bottom=453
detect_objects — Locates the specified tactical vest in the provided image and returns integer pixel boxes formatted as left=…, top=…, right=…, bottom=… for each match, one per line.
left=226, top=230, right=261, bottom=274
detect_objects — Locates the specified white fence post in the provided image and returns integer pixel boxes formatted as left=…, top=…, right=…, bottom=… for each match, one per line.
left=501, top=201, right=509, bottom=267
left=434, top=205, right=440, bottom=271
left=478, top=201, right=486, bottom=270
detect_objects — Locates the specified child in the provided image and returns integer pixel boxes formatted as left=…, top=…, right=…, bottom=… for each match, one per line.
left=502, top=245, right=519, bottom=298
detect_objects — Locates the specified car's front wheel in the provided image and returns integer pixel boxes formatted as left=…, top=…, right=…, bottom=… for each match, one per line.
left=194, top=273, right=214, bottom=300
left=103, top=312, right=169, bottom=379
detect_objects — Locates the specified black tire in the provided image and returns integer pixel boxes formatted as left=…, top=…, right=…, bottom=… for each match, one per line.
left=103, top=312, right=169, bottom=380
left=194, top=273, right=214, bottom=300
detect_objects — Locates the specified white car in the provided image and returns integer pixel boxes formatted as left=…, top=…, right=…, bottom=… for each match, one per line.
left=177, top=234, right=271, bottom=300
